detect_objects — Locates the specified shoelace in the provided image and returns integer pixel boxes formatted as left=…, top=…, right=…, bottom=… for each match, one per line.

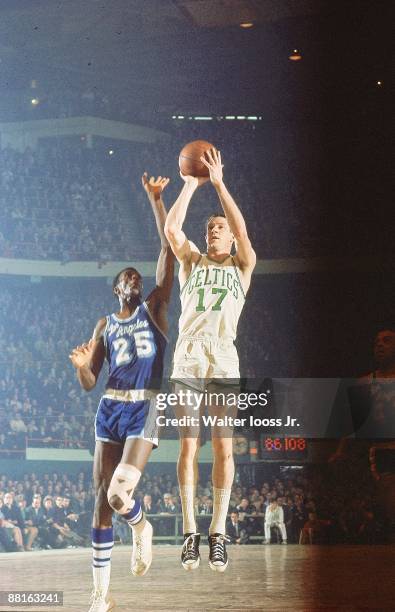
left=210, top=534, right=230, bottom=559
left=135, top=535, right=143, bottom=559
left=89, top=589, right=105, bottom=607
left=182, top=533, right=200, bottom=557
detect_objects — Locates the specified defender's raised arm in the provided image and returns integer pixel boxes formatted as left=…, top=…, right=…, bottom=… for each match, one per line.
left=142, top=173, right=174, bottom=306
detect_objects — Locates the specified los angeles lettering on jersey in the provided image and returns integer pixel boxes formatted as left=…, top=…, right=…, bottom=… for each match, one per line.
left=184, top=266, right=240, bottom=300
left=107, top=319, right=149, bottom=338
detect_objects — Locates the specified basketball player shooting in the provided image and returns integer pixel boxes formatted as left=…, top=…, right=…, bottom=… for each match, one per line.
left=164, top=147, right=256, bottom=572
left=69, top=174, right=174, bottom=612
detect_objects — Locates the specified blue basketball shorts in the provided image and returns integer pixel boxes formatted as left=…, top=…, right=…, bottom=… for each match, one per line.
left=95, top=389, right=158, bottom=447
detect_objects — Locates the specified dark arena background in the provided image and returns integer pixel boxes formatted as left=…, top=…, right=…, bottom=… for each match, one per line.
left=0, top=1, right=394, bottom=611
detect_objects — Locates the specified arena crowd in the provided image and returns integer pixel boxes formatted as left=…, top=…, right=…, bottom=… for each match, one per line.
left=0, top=464, right=384, bottom=552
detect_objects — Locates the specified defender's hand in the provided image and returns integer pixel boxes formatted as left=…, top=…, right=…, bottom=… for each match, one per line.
left=69, top=340, right=94, bottom=369
left=200, top=148, right=224, bottom=188
left=142, top=173, right=170, bottom=199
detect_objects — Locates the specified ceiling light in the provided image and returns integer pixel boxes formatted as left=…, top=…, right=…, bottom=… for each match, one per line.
left=240, top=22, right=254, bottom=29
left=289, top=50, right=302, bottom=61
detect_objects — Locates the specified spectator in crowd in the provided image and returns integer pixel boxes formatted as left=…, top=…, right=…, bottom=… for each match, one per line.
left=51, top=495, right=83, bottom=547
left=157, top=493, right=177, bottom=514
left=227, top=511, right=249, bottom=545
left=142, top=494, right=154, bottom=514
left=236, top=496, right=258, bottom=536
left=23, top=493, right=44, bottom=550
left=299, top=512, right=331, bottom=544
left=2, top=492, right=25, bottom=531
left=0, top=497, right=24, bottom=551
left=290, top=497, right=308, bottom=544
left=264, top=500, right=287, bottom=545
left=339, top=498, right=375, bottom=544
left=198, top=496, right=213, bottom=515
left=157, top=493, right=177, bottom=538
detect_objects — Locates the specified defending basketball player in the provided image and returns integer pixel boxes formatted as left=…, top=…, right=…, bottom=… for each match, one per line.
left=164, top=147, right=256, bottom=572
left=69, top=174, right=174, bottom=612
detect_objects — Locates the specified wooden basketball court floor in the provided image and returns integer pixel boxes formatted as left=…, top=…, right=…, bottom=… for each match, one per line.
left=1, top=545, right=394, bottom=611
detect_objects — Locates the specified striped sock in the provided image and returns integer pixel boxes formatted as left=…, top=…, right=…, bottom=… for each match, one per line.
left=122, top=499, right=145, bottom=534
left=92, top=527, right=113, bottom=595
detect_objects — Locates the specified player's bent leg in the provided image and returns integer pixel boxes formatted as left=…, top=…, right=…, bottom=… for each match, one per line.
left=90, top=441, right=121, bottom=612
left=111, top=438, right=155, bottom=577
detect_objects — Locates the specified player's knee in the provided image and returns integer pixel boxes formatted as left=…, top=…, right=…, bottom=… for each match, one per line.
left=212, top=440, right=233, bottom=462
left=107, top=463, right=141, bottom=514
left=179, top=438, right=200, bottom=461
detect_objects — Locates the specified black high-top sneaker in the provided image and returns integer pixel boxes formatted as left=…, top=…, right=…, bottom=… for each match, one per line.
left=181, top=533, right=200, bottom=570
left=208, top=533, right=230, bottom=572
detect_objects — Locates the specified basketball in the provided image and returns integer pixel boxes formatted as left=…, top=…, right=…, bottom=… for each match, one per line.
left=179, top=139, right=215, bottom=177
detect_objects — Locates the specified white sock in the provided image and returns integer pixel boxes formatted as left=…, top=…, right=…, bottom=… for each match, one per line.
left=92, top=565, right=111, bottom=595
left=180, top=484, right=197, bottom=534
left=209, top=487, right=231, bottom=535
left=131, top=515, right=147, bottom=536
left=92, top=527, right=113, bottom=596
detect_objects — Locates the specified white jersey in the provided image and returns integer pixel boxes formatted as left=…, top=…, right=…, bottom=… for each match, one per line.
left=178, top=254, right=246, bottom=340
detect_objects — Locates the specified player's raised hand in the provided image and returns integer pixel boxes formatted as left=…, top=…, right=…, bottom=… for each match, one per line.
left=142, top=173, right=170, bottom=199
left=69, top=340, right=94, bottom=369
left=200, top=148, right=223, bottom=188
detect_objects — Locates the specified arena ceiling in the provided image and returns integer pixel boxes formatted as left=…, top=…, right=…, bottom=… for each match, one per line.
left=0, top=0, right=391, bottom=119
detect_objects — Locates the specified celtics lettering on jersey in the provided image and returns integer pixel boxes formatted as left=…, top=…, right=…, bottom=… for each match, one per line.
left=179, top=255, right=246, bottom=340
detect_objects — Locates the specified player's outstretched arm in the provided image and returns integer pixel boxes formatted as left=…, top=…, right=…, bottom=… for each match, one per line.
left=141, top=173, right=174, bottom=304
left=164, top=174, right=206, bottom=266
left=200, top=148, right=256, bottom=272
left=69, top=319, right=106, bottom=391
left=141, top=173, right=170, bottom=248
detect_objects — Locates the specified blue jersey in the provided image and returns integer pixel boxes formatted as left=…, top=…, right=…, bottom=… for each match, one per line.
left=103, top=302, right=167, bottom=391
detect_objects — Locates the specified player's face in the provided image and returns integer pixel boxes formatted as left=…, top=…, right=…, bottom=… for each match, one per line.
left=374, top=330, right=395, bottom=366
left=206, top=217, right=234, bottom=252
left=115, top=269, right=143, bottom=301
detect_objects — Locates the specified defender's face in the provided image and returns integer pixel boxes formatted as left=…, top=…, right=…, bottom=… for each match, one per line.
left=206, top=217, right=234, bottom=252
left=115, top=269, right=143, bottom=300
left=374, top=330, right=395, bottom=366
